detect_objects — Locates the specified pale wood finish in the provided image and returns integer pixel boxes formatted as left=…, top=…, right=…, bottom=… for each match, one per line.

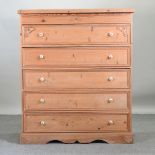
left=22, top=47, right=130, bottom=67
left=23, top=92, right=128, bottom=111
left=22, top=24, right=131, bottom=46
left=23, top=70, right=130, bottom=90
left=18, top=9, right=133, bottom=144
left=20, top=14, right=132, bottom=24
left=18, top=9, right=134, bottom=14
left=24, top=113, right=128, bottom=132
left=21, top=132, right=133, bottom=144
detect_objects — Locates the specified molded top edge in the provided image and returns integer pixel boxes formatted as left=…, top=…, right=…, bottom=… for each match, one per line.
left=18, top=8, right=134, bottom=14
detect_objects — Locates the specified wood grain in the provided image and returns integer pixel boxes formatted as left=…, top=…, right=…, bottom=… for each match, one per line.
left=20, top=13, right=132, bottom=24
left=22, top=24, right=131, bottom=46
left=18, top=9, right=134, bottom=14
left=23, top=92, right=128, bottom=111
left=22, top=47, right=130, bottom=67
left=21, top=132, right=133, bottom=144
left=18, top=9, right=133, bottom=144
left=24, top=113, right=128, bottom=132
left=23, top=69, right=130, bottom=90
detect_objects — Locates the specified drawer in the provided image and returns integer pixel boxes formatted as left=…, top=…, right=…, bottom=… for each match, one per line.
left=24, top=92, right=128, bottom=111
left=24, top=113, right=128, bottom=132
left=22, top=24, right=131, bottom=46
left=22, top=47, right=130, bottom=67
left=23, top=70, right=130, bottom=90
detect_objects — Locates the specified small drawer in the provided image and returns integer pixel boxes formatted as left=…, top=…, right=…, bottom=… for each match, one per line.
left=23, top=92, right=128, bottom=111
left=23, top=70, right=130, bottom=90
left=24, top=113, right=128, bottom=132
left=22, top=47, right=130, bottom=67
left=22, top=24, right=131, bottom=46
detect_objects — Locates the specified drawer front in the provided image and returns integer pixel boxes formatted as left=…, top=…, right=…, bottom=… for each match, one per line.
left=24, top=92, right=128, bottom=111
left=22, top=24, right=130, bottom=45
left=22, top=47, right=130, bottom=67
left=23, top=70, right=129, bottom=89
left=24, top=113, right=128, bottom=132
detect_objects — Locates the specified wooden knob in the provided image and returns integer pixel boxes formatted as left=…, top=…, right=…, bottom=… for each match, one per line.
left=107, top=54, right=113, bottom=59
left=107, top=98, right=114, bottom=103
left=40, top=121, right=46, bottom=126
left=39, top=54, right=45, bottom=59
left=108, top=76, right=114, bottom=81
left=39, top=98, right=45, bottom=104
left=107, top=32, right=114, bottom=37
left=39, top=77, right=45, bottom=82
left=38, top=32, right=44, bottom=37
left=108, top=120, right=114, bottom=125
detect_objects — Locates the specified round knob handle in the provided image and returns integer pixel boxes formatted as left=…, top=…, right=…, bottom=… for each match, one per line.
left=39, top=54, right=45, bottom=59
left=107, top=32, right=114, bottom=37
left=108, top=120, right=114, bottom=125
left=108, top=76, right=114, bottom=81
left=40, top=121, right=46, bottom=126
left=107, top=98, right=114, bottom=103
left=38, top=32, right=44, bottom=37
left=39, top=98, right=45, bottom=104
left=39, top=77, right=45, bottom=82
left=107, top=54, right=113, bottom=59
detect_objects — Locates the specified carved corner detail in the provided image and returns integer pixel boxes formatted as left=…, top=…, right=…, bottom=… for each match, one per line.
left=24, top=27, right=35, bottom=37
left=117, top=26, right=128, bottom=37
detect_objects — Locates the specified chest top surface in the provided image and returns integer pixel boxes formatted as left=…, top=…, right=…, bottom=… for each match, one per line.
left=18, top=8, right=134, bottom=14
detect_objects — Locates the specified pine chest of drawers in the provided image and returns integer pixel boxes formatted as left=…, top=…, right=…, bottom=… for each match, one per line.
left=18, top=9, right=134, bottom=144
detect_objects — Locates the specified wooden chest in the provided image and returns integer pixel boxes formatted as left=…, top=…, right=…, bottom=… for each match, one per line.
left=18, top=9, right=134, bottom=144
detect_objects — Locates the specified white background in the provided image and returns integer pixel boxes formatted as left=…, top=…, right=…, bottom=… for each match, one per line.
left=0, top=0, right=155, bottom=114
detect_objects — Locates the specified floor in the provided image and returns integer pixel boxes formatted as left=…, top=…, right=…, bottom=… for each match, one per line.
left=0, top=115, right=155, bottom=155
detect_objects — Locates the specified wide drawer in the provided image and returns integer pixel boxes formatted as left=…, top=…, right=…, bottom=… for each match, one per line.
left=23, top=70, right=130, bottom=90
left=22, top=47, right=130, bottom=67
left=22, top=24, right=131, bottom=46
left=23, top=92, right=128, bottom=111
left=24, top=113, right=128, bottom=132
